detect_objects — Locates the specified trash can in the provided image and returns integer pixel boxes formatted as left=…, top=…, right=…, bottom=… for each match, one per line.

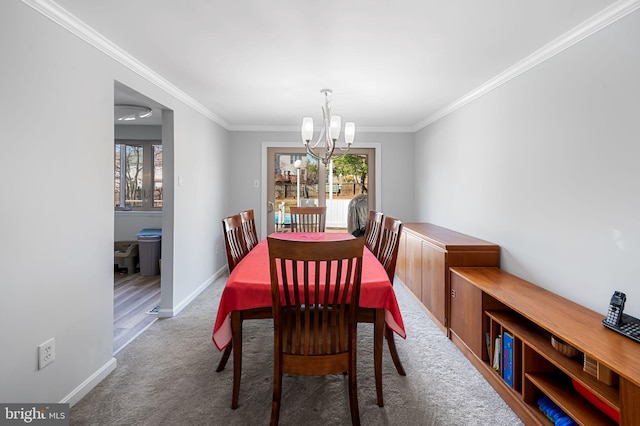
left=136, top=229, right=162, bottom=276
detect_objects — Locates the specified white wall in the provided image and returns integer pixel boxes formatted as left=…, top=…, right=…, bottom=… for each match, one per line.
left=114, top=212, right=162, bottom=241
left=413, top=9, right=640, bottom=317
left=0, top=1, right=229, bottom=404
left=115, top=124, right=162, bottom=140
left=227, top=130, right=415, bottom=237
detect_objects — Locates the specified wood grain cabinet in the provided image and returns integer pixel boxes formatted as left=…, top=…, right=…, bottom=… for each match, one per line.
left=396, top=223, right=500, bottom=334
left=449, top=271, right=483, bottom=355
left=450, top=267, right=640, bottom=426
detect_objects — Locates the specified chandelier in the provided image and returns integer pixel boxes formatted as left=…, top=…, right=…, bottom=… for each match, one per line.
left=301, top=89, right=355, bottom=166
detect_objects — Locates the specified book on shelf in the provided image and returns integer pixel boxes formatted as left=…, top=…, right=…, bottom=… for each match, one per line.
left=503, top=331, right=514, bottom=387
left=492, top=335, right=501, bottom=370
left=485, top=332, right=491, bottom=360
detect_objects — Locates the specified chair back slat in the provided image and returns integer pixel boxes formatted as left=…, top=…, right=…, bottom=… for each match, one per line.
left=290, top=206, right=327, bottom=232
left=222, top=214, right=249, bottom=273
left=364, top=211, right=384, bottom=255
left=240, top=209, right=259, bottom=251
left=377, top=216, right=403, bottom=282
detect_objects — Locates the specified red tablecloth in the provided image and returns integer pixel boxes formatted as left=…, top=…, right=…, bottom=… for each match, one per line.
left=213, top=232, right=406, bottom=350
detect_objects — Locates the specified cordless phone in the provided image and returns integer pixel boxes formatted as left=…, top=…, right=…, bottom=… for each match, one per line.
left=602, top=291, right=640, bottom=344
left=604, top=291, right=625, bottom=326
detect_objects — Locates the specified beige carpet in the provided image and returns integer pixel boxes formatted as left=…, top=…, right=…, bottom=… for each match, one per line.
left=70, top=276, right=523, bottom=425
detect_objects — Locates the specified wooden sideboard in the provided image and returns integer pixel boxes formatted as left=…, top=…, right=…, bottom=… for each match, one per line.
left=450, top=267, right=640, bottom=426
left=396, top=223, right=500, bottom=334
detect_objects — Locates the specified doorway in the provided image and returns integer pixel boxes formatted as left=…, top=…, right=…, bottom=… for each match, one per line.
left=264, top=146, right=378, bottom=236
left=113, top=82, right=173, bottom=354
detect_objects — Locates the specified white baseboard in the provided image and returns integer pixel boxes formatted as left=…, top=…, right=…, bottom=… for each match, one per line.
left=158, top=266, right=226, bottom=318
left=62, top=357, right=117, bottom=407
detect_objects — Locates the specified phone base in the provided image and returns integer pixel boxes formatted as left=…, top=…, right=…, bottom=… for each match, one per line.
left=602, top=313, right=640, bottom=344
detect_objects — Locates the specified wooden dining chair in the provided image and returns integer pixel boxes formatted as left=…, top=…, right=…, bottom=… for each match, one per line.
left=289, top=206, right=326, bottom=232
left=240, top=209, right=259, bottom=251
left=376, top=215, right=406, bottom=376
left=364, top=210, right=384, bottom=256
left=267, top=236, right=365, bottom=426
left=217, top=214, right=250, bottom=373
left=222, top=214, right=249, bottom=273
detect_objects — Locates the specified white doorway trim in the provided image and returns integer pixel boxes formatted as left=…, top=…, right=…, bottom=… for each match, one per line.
left=260, top=141, right=382, bottom=240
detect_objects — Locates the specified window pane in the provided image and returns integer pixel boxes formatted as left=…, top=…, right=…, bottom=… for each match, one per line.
left=332, top=154, right=368, bottom=197
left=125, top=145, right=143, bottom=208
left=114, top=141, right=162, bottom=211
left=153, top=144, right=163, bottom=208
left=273, top=153, right=318, bottom=231
left=328, top=154, right=368, bottom=231
left=114, top=145, right=121, bottom=207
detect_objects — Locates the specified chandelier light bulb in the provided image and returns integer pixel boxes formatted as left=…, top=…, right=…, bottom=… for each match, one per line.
left=301, top=117, right=314, bottom=142
left=344, top=122, right=355, bottom=145
left=329, top=116, right=341, bottom=141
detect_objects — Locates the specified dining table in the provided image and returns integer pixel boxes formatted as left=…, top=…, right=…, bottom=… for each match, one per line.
left=212, top=232, right=406, bottom=408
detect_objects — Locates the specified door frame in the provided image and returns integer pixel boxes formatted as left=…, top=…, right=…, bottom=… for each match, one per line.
left=261, top=141, right=381, bottom=239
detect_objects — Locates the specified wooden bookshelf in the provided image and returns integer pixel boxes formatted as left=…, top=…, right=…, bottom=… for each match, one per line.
left=449, top=267, right=640, bottom=426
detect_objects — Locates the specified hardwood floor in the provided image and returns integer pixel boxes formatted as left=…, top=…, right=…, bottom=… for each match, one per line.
left=113, top=271, right=161, bottom=354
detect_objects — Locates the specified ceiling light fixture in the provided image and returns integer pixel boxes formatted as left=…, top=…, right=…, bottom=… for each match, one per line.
left=115, top=105, right=153, bottom=121
left=301, top=89, right=355, bottom=166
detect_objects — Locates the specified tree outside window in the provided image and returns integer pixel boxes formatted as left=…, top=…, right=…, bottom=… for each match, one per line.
left=114, top=141, right=162, bottom=210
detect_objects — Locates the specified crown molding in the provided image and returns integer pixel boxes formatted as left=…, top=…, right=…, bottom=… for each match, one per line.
left=412, top=0, right=640, bottom=132
left=21, top=0, right=232, bottom=130
left=227, top=125, right=300, bottom=132
left=228, top=124, right=415, bottom=133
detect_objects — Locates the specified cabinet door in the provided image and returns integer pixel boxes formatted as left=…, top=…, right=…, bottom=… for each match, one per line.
left=421, top=241, right=446, bottom=328
left=405, top=232, right=422, bottom=300
left=396, top=230, right=407, bottom=284
left=450, top=272, right=483, bottom=356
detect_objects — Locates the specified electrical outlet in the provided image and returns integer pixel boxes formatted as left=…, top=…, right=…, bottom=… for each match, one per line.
left=38, top=338, right=55, bottom=370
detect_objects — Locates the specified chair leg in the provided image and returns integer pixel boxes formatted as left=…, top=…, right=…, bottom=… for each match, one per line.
left=348, top=355, right=361, bottom=425
left=384, top=326, right=406, bottom=376
left=215, top=342, right=232, bottom=372
left=374, top=309, right=384, bottom=407
left=270, top=362, right=282, bottom=426
left=231, top=312, right=242, bottom=409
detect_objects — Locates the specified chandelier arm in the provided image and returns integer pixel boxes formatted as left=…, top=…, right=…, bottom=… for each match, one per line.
left=322, top=104, right=331, bottom=149
left=328, top=147, right=351, bottom=161
left=305, top=145, right=322, bottom=162
left=324, top=128, right=333, bottom=151
left=310, top=126, right=325, bottom=150
left=325, top=140, right=337, bottom=163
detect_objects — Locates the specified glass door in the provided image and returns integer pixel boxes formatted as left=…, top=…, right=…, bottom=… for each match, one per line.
left=325, top=151, right=373, bottom=233
left=266, top=148, right=375, bottom=235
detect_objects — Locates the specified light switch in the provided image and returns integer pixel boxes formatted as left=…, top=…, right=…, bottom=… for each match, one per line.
left=178, top=176, right=183, bottom=187
left=253, top=179, right=259, bottom=188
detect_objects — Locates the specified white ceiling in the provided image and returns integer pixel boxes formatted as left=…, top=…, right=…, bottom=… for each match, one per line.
left=51, top=0, right=622, bottom=130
